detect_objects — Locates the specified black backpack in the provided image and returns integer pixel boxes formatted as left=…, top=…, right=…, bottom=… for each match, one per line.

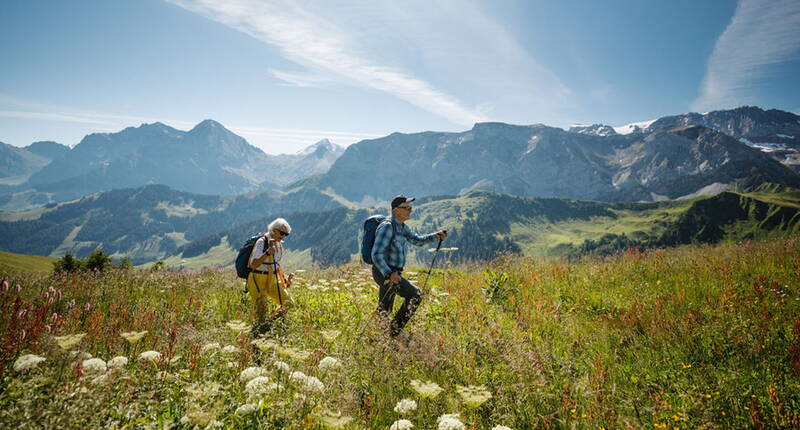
left=235, top=234, right=266, bottom=279
left=361, top=215, right=395, bottom=264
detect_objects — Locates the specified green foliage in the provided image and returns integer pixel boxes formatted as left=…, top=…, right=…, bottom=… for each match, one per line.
left=84, top=249, right=112, bottom=272
left=150, top=260, right=167, bottom=272
left=1, top=238, right=800, bottom=428
left=52, top=252, right=83, bottom=273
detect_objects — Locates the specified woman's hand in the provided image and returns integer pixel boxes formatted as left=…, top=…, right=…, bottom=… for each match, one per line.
left=286, top=273, right=294, bottom=288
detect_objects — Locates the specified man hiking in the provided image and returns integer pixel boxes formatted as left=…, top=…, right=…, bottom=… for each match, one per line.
left=247, top=217, right=293, bottom=336
left=371, top=195, right=447, bottom=338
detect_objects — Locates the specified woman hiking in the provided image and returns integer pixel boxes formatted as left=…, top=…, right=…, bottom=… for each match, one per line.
left=247, top=217, right=293, bottom=337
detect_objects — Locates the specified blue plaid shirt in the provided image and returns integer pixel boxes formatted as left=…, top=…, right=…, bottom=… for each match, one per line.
left=371, top=216, right=438, bottom=277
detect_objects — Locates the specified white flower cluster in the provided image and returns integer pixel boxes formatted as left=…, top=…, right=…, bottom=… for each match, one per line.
left=437, top=414, right=465, bottom=430
left=222, top=345, right=239, bottom=355
left=82, top=358, right=107, bottom=374
left=139, top=350, right=162, bottom=361
left=393, top=398, right=417, bottom=415
left=235, top=403, right=259, bottom=416
left=245, top=376, right=280, bottom=397
left=273, top=361, right=290, bottom=373
left=13, top=354, right=46, bottom=372
left=390, top=420, right=414, bottom=430
left=239, top=366, right=269, bottom=382
left=108, top=356, right=128, bottom=369
left=492, top=426, right=513, bottom=430
left=290, top=371, right=325, bottom=393
left=201, top=343, right=220, bottom=354
left=318, top=356, right=341, bottom=371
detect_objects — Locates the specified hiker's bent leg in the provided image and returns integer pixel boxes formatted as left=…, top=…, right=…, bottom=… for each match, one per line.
left=268, top=283, right=293, bottom=319
left=392, top=278, right=422, bottom=334
left=247, top=274, right=269, bottom=327
left=372, top=266, right=395, bottom=318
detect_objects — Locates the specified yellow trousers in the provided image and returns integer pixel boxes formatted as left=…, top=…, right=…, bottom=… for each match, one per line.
left=247, top=272, right=292, bottom=325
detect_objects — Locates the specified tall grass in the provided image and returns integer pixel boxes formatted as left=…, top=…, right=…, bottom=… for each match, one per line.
left=1, top=238, right=799, bottom=428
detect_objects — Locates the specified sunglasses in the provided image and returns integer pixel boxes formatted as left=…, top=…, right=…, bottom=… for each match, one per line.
left=277, top=230, right=290, bottom=237
left=396, top=205, right=413, bottom=210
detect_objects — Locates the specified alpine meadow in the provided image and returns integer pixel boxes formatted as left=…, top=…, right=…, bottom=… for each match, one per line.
left=3, top=1, right=800, bottom=429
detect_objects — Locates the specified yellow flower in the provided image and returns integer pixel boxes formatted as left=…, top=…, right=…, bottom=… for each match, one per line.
left=120, top=330, right=148, bottom=344
left=54, top=333, right=87, bottom=350
left=681, top=363, right=692, bottom=369
left=226, top=320, right=251, bottom=333
left=456, top=384, right=492, bottom=408
left=410, top=379, right=443, bottom=399
left=320, top=330, right=341, bottom=342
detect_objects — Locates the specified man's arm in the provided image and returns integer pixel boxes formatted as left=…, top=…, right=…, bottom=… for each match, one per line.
left=248, top=237, right=274, bottom=269
left=404, top=225, right=444, bottom=246
left=371, top=222, right=393, bottom=277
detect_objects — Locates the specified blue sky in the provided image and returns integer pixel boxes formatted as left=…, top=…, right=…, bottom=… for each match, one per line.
left=1, top=0, right=798, bottom=154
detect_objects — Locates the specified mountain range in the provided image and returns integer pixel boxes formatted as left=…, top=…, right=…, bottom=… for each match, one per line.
left=2, top=106, right=800, bottom=267
left=0, top=121, right=343, bottom=211
left=319, top=120, right=800, bottom=204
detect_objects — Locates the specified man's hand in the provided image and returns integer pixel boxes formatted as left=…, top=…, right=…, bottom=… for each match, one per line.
left=389, top=271, right=402, bottom=284
left=436, top=229, right=448, bottom=240
left=286, top=273, right=294, bottom=288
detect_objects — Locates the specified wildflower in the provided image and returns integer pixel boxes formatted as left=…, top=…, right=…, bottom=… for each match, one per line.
left=201, top=343, right=221, bottom=354
left=320, top=330, right=341, bottom=342
left=410, top=379, right=443, bottom=399
left=390, top=420, right=414, bottom=430
left=13, top=354, right=46, bottom=372
left=393, top=398, right=417, bottom=415
left=54, top=333, right=86, bottom=350
left=437, top=413, right=464, bottom=430
left=82, top=358, right=107, bottom=374
left=251, top=338, right=279, bottom=352
left=456, top=385, right=492, bottom=408
left=70, top=351, right=92, bottom=361
left=245, top=376, right=280, bottom=397
left=181, top=411, right=217, bottom=427
left=226, top=320, right=251, bottom=333
left=139, top=350, right=162, bottom=361
left=222, top=345, right=240, bottom=355
left=240, top=366, right=269, bottom=382
left=492, top=426, right=512, bottom=430
left=318, top=356, right=341, bottom=371
left=276, top=346, right=311, bottom=361
left=291, top=371, right=325, bottom=393
left=235, top=403, right=259, bottom=416
left=108, top=356, right=128, bottom=369
left=120, top=330, right=148, bottom=344
left=273, top=361, right=290, bottom=373
left=315, top=409, right=354, bottom=428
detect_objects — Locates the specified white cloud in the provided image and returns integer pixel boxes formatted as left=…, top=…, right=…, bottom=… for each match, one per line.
left=692, top=0, right=800, bottom=112
left=269, top=69, right=331, bottom=88
left=166, top=0, right=569, bottom=126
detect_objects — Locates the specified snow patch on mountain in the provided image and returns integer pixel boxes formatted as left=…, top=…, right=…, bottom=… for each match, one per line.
left=613, top=119, right=656, bottom=135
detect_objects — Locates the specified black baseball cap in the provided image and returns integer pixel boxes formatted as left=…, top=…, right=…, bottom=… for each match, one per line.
left=391, top=195, right=415, bottom=209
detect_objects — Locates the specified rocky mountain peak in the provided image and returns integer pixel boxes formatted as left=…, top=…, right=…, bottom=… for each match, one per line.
left=569, top=124, right=617, bottom=136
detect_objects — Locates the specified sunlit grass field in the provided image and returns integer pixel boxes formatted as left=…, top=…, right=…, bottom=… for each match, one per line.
left=2, top=238, right=799, bottom=429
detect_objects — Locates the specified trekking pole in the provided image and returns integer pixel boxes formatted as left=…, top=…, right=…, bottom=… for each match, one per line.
left=273, top=262, right=283, bottom=307
left=421, top=238, right=443, bottom=292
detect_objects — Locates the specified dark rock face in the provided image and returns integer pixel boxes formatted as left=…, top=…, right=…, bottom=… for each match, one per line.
left=1, top=122, right=345, bottom=211
left=24, top=141, right=70, bottom=160
left=645, top=106, right=800, bottom=146
left=321, top=122, right=800, bottom=203
left=0, top=142, right=50, bottom=178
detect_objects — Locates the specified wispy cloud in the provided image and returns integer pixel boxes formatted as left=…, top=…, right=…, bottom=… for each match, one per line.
left=692, top=0, right=800, bottom=112
left=269, top=69, right=330, bottom=88
left=166, top=0, right=569, bottom=126
left=166, top=0, right=488, bottom=126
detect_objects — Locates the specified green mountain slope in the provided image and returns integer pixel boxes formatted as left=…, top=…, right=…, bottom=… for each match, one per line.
left=0, top=250, right=56, bottom=273
left=175, top=185, right=800, bottom=267
left=0, top=184, right=342, bottom=264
